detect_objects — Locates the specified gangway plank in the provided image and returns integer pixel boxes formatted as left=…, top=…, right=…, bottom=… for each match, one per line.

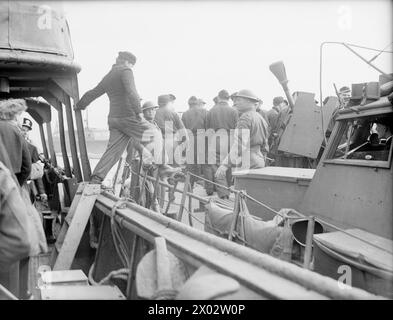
left=52, top=183, right=100, bottom=271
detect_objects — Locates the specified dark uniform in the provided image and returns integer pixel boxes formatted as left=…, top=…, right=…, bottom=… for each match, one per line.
left=26, top=142, right=40, bottom=163
left=205, top=100, right=238, bottom=197
left=76, top=60, right=160, bottom=183
left=0, top=120, right=31, bottom=186
left=268, top=96, right=316, bottom=168
left=222, top=110, right=269, bottom=169
left=25, top=141, right=47, bottom=201
left=266, top=105, right=290, bottom=157
left=181, top=99, right=208, bottom=187
left=155, top=106, right=185, bottom=135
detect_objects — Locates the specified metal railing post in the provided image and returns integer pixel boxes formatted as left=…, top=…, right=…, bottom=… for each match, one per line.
left=303, top=216, right=315, bottom=269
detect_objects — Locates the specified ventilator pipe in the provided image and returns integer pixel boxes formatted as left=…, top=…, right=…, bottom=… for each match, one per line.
left=269, top=61, right=295, bottom=111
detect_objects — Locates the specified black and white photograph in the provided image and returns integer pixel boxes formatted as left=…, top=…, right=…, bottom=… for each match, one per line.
left=0, top=0, right=392, bottom=306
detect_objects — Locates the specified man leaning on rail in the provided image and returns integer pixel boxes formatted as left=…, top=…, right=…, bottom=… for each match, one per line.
left=75, top=51, right=179, bottom=184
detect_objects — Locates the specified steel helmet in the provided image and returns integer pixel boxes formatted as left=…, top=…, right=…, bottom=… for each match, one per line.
left=142, top=101, right=158, bottom=111
left=232, top=89, right=262, bottom=103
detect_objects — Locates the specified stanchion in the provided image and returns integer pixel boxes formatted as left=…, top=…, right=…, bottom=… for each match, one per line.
left=178, top=173, right=190, bottom=222
left=228, top=192, right=241, bottom=241
left=303, top=216, right=315, bottom=269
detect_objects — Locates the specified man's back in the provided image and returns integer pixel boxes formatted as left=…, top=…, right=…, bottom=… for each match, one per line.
left=267, top=105, right=290, bottom=134
left=266, top=107, right=279, bottom=131
left=155, top=106, right=185, bottom=135
left=237, top=110, right=269, bottom=154
left=182, top=107, right=208, bottom=132
left=258, top=109, right=269, bottom=124
left=207, top=102, right=238, bottom=130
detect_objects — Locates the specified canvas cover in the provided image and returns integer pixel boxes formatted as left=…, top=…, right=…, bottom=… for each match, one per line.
left=0, top=1, right=73, bottom=58
left=204, top=199, right=283, bottom=254
left=314, top=229, right=393, bottom=273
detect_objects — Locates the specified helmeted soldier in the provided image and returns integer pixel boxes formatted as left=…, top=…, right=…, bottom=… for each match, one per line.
left=127, top=101, right=163, bottom=210
left=215, top=89, right=269, bottom=180
left=205, top=89, right=239, bottom=198
left=141, top=101, right=159, bottom=125
left=126, top=100, right=161, bottom=164
left=181, top=96, right=207, bottom=132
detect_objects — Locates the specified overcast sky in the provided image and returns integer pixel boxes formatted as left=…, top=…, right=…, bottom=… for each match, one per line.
left=60, top=0, right=392, bottom=130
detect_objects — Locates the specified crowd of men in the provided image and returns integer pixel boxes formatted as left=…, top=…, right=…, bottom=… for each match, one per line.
left=75, top=51, right=361, bottom=200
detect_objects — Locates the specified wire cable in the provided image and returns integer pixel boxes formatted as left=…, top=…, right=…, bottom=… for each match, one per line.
left=367, top=42, right=393, bottom=63
left=345, top=42, right=393, bottom=54
left=128, top=167, right=392, bottom=255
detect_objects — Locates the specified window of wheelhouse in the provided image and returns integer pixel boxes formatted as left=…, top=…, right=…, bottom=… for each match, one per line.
left=324, top=113, right=392, bottom=168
